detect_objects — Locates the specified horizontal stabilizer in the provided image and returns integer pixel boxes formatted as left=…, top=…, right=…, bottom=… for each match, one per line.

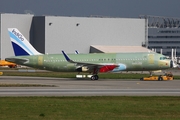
left=62, top=51, right=74, bottom=63
left=5, top=57, right=29, bottom=64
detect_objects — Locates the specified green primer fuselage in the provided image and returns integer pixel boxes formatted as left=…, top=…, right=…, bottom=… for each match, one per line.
left=7, top=52, right=171, bottom=72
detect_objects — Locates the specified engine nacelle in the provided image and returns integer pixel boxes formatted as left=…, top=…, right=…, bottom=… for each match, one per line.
left=76, top=67, right=89, bottom=72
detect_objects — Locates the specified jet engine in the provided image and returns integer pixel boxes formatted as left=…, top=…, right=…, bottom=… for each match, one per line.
left=76, top=66, right=89, bottom=72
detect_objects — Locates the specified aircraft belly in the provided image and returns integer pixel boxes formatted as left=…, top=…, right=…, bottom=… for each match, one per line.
left=126, top=61, right=157, bottom=71
left=129, top=61, right=143, bottom=71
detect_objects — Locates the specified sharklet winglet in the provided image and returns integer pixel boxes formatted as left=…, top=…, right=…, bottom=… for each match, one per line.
left=75, top=50, right=79, bottom=54
left=62, top=51, right=74, bottom=63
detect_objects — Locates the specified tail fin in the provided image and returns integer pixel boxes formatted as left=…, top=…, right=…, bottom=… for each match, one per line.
left=8, top=28, right=42, bottom=56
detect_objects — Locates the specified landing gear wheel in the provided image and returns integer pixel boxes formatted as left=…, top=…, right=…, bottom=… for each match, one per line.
left=91, top=76, right=95, bottom=80
left=158, top=76, right=163, bottom=81
left=94, top=75, right=99, bottom=80
left=91, top=75, right=99, bottom=80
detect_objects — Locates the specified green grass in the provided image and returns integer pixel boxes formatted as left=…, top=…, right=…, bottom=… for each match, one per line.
left=2, top=71, right=180, bottom=79
left=0, top=96, right=180, bottom=120
left=1, top=67, right=180, bottom=79
left=0, top=83, right=55, bottom=87
left=1, top=70, right=180, bottom=119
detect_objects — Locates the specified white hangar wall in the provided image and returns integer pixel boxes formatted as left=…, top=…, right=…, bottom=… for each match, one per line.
left=0, top=14, right=146, bottom=59
left=45, top=16, right=145, bottom=54
left=0, top=13, right=33, bottom=59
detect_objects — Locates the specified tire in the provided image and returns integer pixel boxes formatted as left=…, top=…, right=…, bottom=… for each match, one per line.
left=94, top=75, right=99, bottom=80
left=91, top=76, right=95, bottom=80
left=91, top=75, right=99, bottom=80
left=158, top=77, right=163, bottom=81
left=8, top=65, right=12, bottom=68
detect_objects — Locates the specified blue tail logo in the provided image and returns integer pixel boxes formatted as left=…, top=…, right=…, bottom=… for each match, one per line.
left=8, top=28, right=41, bottom=56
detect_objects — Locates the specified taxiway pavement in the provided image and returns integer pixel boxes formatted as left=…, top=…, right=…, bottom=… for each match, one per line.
left=0, top=76, right=180, bottom=96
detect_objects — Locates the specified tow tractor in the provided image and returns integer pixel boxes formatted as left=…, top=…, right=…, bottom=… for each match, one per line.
left=140, top=72, right=174, bottom=81
left=0, top=72, right=3, bottom=76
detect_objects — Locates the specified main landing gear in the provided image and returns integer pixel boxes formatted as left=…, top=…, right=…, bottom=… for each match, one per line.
left=75, top=74, right=99, bottom=80
left=76, top=68, right=99, bottom=80
left=91, top=75, right=99, bottom=80
left=90, top=68, right=99, bottom=80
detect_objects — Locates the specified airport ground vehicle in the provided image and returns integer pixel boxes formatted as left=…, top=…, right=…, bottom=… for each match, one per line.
left=0, top=60, right=17, bottom=68
left=140, top=72, right=173, bottom=81
left=0, top=72, right=3, bottom=76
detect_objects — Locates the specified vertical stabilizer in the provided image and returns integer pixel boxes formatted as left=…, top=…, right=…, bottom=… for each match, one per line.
left=8, top=28, right=42, bottom=56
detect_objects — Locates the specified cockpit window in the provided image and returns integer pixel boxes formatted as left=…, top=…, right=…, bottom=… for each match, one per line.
left=160, top=57, right=169, bottom=60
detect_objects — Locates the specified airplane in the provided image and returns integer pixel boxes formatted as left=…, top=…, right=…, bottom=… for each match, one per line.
left=5, top=28, right=173, bottom=80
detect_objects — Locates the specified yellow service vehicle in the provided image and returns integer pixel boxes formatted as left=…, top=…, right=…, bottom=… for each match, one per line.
left=0, top=60, right=17, bottom=68
left=140, top=72, right=174, bottom=81
left=0, top=72, right=3, bottom=76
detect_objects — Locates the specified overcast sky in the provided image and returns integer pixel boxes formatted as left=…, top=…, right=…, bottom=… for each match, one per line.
left=0, top=0, right=180, bottom=18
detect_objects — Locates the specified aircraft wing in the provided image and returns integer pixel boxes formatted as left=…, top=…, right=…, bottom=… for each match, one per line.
left=62, top=51, right=119, bottom=72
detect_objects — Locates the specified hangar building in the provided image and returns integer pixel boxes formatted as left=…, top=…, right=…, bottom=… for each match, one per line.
left=0, top=13, right=146, bottom=59
left=140, top=15, right=180, bottom=57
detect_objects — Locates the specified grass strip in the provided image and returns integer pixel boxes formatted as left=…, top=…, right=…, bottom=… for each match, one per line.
left=0, top=83, right=55, bottom=87
left=2, top=71, right=180, bottom=79
left=0, top=96, right=180, bottom=120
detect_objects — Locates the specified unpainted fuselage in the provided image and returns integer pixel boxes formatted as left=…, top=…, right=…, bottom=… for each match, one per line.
left=6, top=52, right=171, bottom=73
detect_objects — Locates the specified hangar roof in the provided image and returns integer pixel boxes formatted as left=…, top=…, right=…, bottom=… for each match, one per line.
left=90, top=45, right=151, bottom=53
